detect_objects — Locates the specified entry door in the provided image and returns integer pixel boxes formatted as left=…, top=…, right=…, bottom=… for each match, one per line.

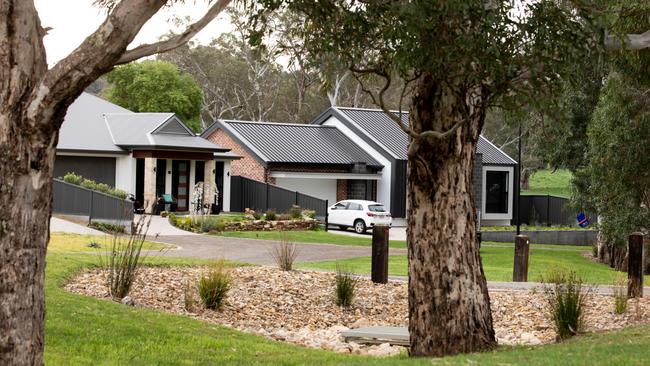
left=215, top=161, right=224, bottom=211
left=175, top=160, right=190, bottom=211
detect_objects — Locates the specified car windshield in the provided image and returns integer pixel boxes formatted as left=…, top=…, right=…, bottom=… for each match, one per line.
left=368, top=204, right=386, bottom=212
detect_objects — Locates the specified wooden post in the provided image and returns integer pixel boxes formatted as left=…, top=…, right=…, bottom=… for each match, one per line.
left=512, top=235, right=530, bottom=282
left=628, top=232, right=644, bottom=298
left=324, top=200, right=329, bottom=232
left=371, top=225, right=389, bottom=284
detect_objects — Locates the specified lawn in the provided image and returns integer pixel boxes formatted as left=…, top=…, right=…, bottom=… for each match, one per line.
left=521, top=169, right=573, bottom=198
left=48, top=233, right=171, bottom=253
left=220, top=230, right=407, bottom=248
left=43, top=236, right=650, bottom=365
left=300, top=242, right=646, bottom=285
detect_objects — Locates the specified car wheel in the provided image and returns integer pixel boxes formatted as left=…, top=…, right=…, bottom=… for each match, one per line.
left=354, top=220, right=366, bottom=234
left=339, top=225, right=348, bottom=231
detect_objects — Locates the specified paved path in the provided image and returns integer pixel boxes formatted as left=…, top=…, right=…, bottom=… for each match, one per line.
left=153, top=234, right=407, bottom=265
left=328, top=226, right=407, bottom=241
left=138, top=214, right=199, bottom=236
left=50, top=217, right=103, bottom=235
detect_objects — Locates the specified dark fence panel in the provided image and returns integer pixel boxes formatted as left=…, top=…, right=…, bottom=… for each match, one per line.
left=53, top=179, right=133, bottom=224
left=518, top=195, right=593, bottom=226
left=230, top=175, right=328, bottom=218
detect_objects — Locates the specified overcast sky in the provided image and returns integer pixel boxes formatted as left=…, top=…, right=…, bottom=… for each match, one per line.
left=35, top=0, right=232, bottom=66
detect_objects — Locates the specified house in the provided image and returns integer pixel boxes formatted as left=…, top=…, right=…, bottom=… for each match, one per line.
left=55, top=92, right=239, bottom=213
left=202, top=107, right=517, bottom=226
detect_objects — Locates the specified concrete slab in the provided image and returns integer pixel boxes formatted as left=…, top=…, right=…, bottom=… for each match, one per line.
left=137, top=214, right=198, bottom=237
left=50, top=217, right=103, bottom=235
left=341, top=326, right=409, bottom=346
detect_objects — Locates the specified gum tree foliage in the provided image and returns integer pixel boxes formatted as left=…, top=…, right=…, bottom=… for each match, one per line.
left=105, top=60, right=203, bottom=132
left=248, top=0, right=649, bottom=357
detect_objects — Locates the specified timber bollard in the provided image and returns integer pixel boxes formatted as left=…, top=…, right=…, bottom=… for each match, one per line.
left=371, top=225, right=390, bottom=284
left=628, top=233, right=644, bottom=298
left=512, top=235, right=530, bottom=282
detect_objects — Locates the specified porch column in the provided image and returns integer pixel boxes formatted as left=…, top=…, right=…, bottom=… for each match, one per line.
left=204, top=159, right=216, bottom=209
left=143, top=157, right=157, bottom=213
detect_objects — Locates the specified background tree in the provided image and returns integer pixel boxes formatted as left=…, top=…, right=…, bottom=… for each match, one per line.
left=249, top=0, right=650, bottom=357
left=105, top=60, right=203, bottom=131
left=0, top=0, right=231, bottom=364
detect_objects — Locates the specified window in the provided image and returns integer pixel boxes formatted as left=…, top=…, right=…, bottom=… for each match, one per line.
left=368, top=204, right=386, bottom=212
left=348, top=203, right=363, bottom=210
left=333, top=202, right=348, bottom=210
left=485, top=170, right=509, bottom=214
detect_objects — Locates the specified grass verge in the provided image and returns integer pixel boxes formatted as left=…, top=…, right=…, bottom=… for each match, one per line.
left=220, top=230, right=407, bottom=248
left=299, top=242, right=649, bottom=285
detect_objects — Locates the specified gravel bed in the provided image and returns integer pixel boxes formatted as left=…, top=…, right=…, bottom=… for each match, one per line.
left=64, top=266, right=650, bottom=356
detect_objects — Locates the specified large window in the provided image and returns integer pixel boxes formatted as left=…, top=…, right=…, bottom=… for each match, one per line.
left=485, top=170, right=509, bottom=214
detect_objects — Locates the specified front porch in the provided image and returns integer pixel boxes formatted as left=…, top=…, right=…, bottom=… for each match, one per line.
left=133, top=150, right=229, bottom=214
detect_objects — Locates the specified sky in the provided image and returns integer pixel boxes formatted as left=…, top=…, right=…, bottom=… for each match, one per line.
left=34, top=0, right=233, bottom=66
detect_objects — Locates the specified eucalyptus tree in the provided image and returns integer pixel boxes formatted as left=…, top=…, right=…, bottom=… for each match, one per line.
left=249, top=0, right=650, bottom=357
left=0, top=1, right=231, bottom=364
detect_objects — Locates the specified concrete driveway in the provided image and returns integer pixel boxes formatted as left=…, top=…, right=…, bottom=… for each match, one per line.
left=327, top=225, right=406, bottom=241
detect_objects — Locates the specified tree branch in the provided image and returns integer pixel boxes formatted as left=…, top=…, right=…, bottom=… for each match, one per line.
left=605, top=29, right=650, bottom=50
left=117, top=0, right=232, bottom=65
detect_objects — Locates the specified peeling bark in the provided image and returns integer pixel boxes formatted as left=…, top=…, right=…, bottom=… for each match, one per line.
left=407, top=74, right=495, bottom=356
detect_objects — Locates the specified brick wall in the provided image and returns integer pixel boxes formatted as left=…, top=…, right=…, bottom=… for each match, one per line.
left=205, top=128, right=268, bottom=183
left=336, top=179, right=347, bottom=201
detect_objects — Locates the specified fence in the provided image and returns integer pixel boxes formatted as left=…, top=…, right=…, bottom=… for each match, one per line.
left=518, top=195, right=576, bottom=226
left=53, top=179, right=133, bottom=225
left=230, top=176, right=328, bottom=218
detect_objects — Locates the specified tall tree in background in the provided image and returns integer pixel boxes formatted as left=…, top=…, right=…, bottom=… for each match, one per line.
left=0, top=1, right=231, bottom=364
left=250, top=0, right=650, bottom=357
left=106, top=60, right=203, bottom=132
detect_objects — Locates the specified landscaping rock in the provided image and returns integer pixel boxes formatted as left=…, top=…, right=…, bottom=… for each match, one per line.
left=121, top=296, right=136, bottom=306
left=64, top=266, right=650, bottom=357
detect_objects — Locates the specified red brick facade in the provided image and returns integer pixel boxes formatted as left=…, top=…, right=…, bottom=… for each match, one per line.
left=336, top=179, right=347, bottom=201
left=205, top=128, right=269, bottom=182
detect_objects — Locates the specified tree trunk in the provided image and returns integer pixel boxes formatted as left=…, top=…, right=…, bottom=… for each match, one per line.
left=407, top=74, right=495, bottom=357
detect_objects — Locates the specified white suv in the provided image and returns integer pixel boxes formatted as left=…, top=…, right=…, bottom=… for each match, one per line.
left=327, top=200, right=392, bottom=234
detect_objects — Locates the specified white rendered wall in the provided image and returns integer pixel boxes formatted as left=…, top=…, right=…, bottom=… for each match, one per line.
left=115, top=154, right=135, bottom=193
left=222, top=160, right=232, bottom=212
left=274, top=177, right=337, bottom=205
left=321, top=117, right=393, bottom=210
left=165, top=159, right=172, bottom=194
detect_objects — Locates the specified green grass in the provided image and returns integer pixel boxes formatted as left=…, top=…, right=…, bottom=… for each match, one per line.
left=220, top=230, right=407, bottom=248
left=48, top=233, right=171, bottom=253
left=521, top=169, right=573, bottom=198
left=43, top=238, right=650, bottom=364
left=300, top=242, right=648, bottom=285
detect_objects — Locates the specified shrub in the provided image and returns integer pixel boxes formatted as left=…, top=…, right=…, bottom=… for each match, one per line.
left=591, top=242, right=598, bottom=258
left=277, top=213, right=292, bottom=221
left=270, top=235, right=299, bottom=271
left=89, top=221, right=125, bottom=234
left=252, top=211, right=262, bottom=220
left=302, top=209, right=316, bottom=219
left=334, top=265, right=358, bottom=308
left=287, top=205, right=302, bottom=220
left=61, top=172, right=128, bottom=199
left=198, top=260, right=231, bottom=310
left=200, top=216, right=221, bottom=233
left=100, top=215, right=151, bottom=300
left=613, top=274, right=628, bottom=314
left=183, top=279, right=198, bottom=312
left=265, top=209, right=277, bottom=221
left=160, top=211, right=169, bottom=218
left=541, top=270, right=588, bottom=340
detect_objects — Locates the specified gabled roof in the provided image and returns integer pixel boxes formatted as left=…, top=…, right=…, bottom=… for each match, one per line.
left=313, top=107, right=517, bottom=165
left=57, top=93, right=229, bottom=154
left=203, top=120, right=383, bottom=168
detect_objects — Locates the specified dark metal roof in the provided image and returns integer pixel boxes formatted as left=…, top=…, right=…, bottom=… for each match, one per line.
left=327, top=107, right=516, bottom=165
left=218, top=120, right=383, bottom=167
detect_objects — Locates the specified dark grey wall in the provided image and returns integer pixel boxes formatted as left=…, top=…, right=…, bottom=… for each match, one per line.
left=481, top=230, right=597, bottom=246
left=54, top=155, right=116, bottom=186
left=391, top=160, right=408, bottom=218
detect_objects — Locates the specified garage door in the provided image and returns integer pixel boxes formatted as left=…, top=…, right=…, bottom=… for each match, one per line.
left=274, top=178, right=337, bottom=205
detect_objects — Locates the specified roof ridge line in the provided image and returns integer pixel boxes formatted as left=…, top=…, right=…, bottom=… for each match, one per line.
left=222, top=119, right=336, bottom=128
left=335, top=106, right=410, bottom=114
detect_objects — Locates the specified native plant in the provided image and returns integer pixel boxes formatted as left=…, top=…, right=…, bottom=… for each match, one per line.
left=613, top=274, right=628, bottom=315
left=270, top=234, right=299, bottom=271
left=334, top=265, right=358, bottom=308
left=541, top=270, right=588, bottom=340
left=183, top=279, right=198, bottom=312
left=198, top=260, right=231, bottom=310
left=100, top=215, right=151, bottom=300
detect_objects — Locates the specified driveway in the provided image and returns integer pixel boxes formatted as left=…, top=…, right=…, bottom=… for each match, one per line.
left=50, top=216, right=103, bottom=235
left=328, top=226, right=406, bottom=241
left=153, top=234, right=407, bottom=265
